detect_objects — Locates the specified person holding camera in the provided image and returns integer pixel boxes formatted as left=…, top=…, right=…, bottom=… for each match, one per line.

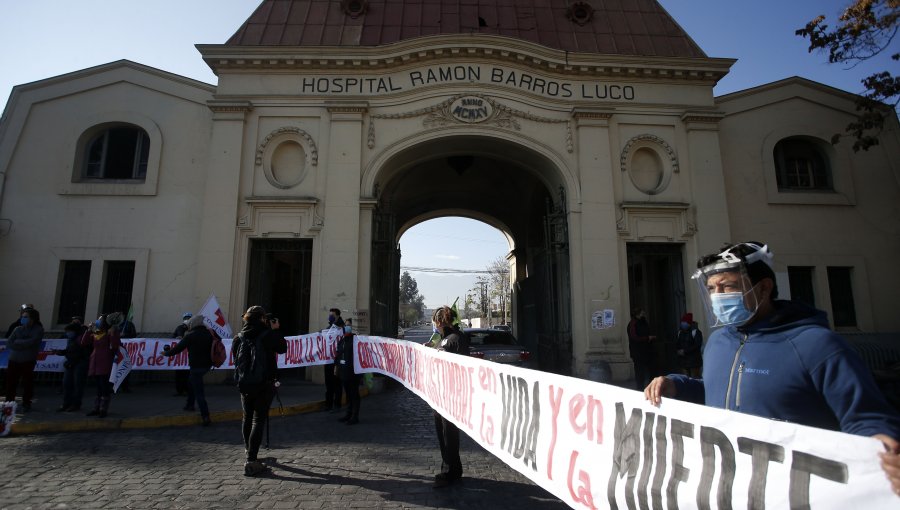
left=53, top=321, right=91, bottom=412
left=232, top=306, right=287, bottom=477
left=162, top=314, right=214, bottom=426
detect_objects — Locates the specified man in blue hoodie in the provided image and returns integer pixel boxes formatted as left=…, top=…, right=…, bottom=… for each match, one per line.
left=644, top=241, right=900, bottom=496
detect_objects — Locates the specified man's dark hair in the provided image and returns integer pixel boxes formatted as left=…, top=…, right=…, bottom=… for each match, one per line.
left=697, top=241, right=779, bottom=299
left=64, top=322, right=81, bottom=333
left=329, top=308, right=341, bottom=316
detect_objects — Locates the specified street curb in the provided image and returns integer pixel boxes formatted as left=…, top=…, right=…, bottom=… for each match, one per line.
left=10, top=400, right=326, bottom=436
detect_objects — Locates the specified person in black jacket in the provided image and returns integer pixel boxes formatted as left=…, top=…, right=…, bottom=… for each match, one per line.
left=171, top=312, right=193, bottom=397
left=430, top=305, right=469, bottom=488
left=53, top=321, right=91, bottom=412
left=163, top=314, right=213, bottom=426
left=323, top=307, right=345, bottom=412
left=232, top=305, right=287, bottom=477
left=335, top=322, right=360, bottom=425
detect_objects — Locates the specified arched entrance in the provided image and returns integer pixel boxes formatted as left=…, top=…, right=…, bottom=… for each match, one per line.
left=367, top=135, right=574, bottom=374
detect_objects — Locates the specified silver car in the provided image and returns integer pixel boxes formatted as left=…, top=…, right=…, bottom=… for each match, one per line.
left=464, top=328, right=535, bottom=369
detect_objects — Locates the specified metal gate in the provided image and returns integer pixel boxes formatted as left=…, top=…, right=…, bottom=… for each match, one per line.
left=536, top=187, right=572, bottom=375
left=370, top=209, right=400, bottom=337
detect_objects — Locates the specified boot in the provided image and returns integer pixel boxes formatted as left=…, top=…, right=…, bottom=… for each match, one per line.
left=98, top=397, right=110, bottom=418
left=86, top=398, right=101, bottom=416
left=346, top=400, right=360, bottom=425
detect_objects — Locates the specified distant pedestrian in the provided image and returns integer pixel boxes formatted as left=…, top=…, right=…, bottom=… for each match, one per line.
left=430, top=305, right=469, bottom=488
left=674, top=313, right=703, bottom=377
left=323, top=308, right=344, bottom=412
left=163, top=314, right=214, bottom=426
left=53, top=321, right=91, bottom=412
left=172, top=312, right=192, bottom=397
left=627, top=307, right=656, bottom=390
left=232, top=306, right=287, bottom=477
left=336, top=322, right=360, bottom=425
left=4, top=307, right=44, bottom=412
left=83, top=315, right=120, bottom=418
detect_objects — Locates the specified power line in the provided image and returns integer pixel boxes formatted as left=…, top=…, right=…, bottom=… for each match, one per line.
left=401, top=266, right=494, bottom=275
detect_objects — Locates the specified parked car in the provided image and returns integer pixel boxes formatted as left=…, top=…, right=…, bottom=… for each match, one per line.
left=464, top=328, right=535, bottom=369
left=491, top=324, right=511, bottom=332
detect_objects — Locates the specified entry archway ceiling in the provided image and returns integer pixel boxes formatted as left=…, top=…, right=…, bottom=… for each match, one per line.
left=377, top=136, right=559, bottom=247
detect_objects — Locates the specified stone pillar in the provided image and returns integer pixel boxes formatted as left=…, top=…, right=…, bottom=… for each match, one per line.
left=194, top=100, right=252, bottom=327
left=681, top=113, right=731, bottom=324
left=570, top=109, right=631, bottom=381
left=320, top=105, right=366, bottom=320
left=357, top=199, right=377, bottom=334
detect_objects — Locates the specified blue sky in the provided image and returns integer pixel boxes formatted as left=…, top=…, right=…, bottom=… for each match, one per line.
left=1, top=1, right=891, bottom=307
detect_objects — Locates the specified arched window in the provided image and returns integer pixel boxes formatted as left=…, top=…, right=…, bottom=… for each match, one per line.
left=773, top=137, right=832, bottom=191
left=83, top=125, right=150, bottom=180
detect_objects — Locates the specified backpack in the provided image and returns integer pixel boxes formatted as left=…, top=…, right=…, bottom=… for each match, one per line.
left=210, top=331, right=227, bottom=368
left=234, top=330, right=270, bottom=393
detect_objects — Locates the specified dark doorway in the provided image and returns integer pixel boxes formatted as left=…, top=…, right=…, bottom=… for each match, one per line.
left=626, top=243, right=686, bottom=376
left=247, top=239, right=313, bottom=378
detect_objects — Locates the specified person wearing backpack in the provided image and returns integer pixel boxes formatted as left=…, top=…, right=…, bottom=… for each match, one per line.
left=162, top=314, right=214, bottom=426
left=232, top=305, right=287, bottom=477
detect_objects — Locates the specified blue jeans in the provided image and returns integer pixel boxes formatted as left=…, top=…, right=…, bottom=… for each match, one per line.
left=62, top=359, right=88, bottom=409
left=186, top=367, right=210, bottom=418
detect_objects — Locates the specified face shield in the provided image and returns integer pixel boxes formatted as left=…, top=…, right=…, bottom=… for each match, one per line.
left=692, top=244, right=772, bottom=328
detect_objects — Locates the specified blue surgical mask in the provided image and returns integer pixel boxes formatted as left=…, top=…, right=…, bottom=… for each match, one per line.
left=344, top=325, right=352, bottom=334
left=94, top=319, right=103, bottom=329
left=20, top=317, right=29, bottom=326
left=680, top=321, right=690, bottom=330
left=710, top=292, right=753, bottom=325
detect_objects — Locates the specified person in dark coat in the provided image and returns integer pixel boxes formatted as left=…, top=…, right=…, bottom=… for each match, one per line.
left=5, top=307, right=44, bottom=412
left=674, top=312, right=703, bottom=377
left=430, top=305, right=469, bottom=488
left=323, top=307, right=345, bottom=412
left=627, top=306, right=656, bottom=390
left=335, top=323, right=361, bottom=425
left=53, top=321, right=91, bottom=412
left=232, top=306, right=287, bottom=477
left=163, top=314, right=214, bottom=426
left=172, top=312, right=192, bottom=397
left=83, top=314, right=120, bottom=418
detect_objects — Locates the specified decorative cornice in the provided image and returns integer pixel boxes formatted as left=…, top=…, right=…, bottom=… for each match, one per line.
left=207, top=100, right=253, bottom=113
left=680, top=112, right=725, bottom=123
left=367, top=94, right=573, bottom=152
left=327, top=106, right=368, bottom=114
left=198, top=36, right=734, bottom=84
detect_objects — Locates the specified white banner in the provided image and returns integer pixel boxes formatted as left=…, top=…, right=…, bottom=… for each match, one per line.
left=1, top=329, right=344, bottom=372
left=352, top=335, right=896, bottom=509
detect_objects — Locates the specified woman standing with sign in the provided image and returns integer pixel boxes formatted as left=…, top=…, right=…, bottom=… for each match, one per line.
left=430, top=305, right=469, bottom=488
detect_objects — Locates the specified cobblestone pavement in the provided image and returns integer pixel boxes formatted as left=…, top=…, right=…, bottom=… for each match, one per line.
left=1, top=383, right=567, bottom=509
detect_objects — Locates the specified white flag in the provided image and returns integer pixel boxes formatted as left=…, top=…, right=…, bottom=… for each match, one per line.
left=199, top=294, right=233, bottom=339
left=109, top=345, right=132, bottom=393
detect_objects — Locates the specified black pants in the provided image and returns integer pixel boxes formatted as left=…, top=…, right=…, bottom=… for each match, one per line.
left=630, top=341, right=655, bottom=391
left=240, top=384, right=274, bottom=461
left=434, top=412, right=462, bottom=477
left=175, top=370, right=190, bottom=395
left=324, top=364, right=342, bottom=409
left=5, top=360, right=36, bottom=406
left=341, top=375, right=360, bottom=420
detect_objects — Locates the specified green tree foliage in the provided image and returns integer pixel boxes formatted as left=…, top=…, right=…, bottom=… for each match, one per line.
left=399, top=271, right=425, bottom=321
left=797, top=0, right=899, bottom=151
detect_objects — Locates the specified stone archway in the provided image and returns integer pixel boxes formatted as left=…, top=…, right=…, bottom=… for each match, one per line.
left=368, top=134, right=575, bottom=374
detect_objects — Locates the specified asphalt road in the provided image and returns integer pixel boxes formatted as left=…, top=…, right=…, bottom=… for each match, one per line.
left=1, top=382, right=567, bottom=509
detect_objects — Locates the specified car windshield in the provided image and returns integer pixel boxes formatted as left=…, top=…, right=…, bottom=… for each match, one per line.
left=467, top=330, right=515, bottom=346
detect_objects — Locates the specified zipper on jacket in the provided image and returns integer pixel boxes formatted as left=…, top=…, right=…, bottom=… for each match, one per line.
left=735, top=362, right=745, bottom=409
left=724, top=333, right=748, bottom=409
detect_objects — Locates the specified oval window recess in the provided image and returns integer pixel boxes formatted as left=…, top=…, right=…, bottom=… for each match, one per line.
left=270, top=141, right=307, bottom=189
left=629, top=147, right=664, bottom=194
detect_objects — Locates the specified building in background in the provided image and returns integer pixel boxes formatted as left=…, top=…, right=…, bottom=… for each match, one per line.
left=1, top=0, right=898, bottom=382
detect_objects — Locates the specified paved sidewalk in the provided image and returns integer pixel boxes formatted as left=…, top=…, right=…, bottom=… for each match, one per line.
left=5, top=376, right=331, bottom=436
